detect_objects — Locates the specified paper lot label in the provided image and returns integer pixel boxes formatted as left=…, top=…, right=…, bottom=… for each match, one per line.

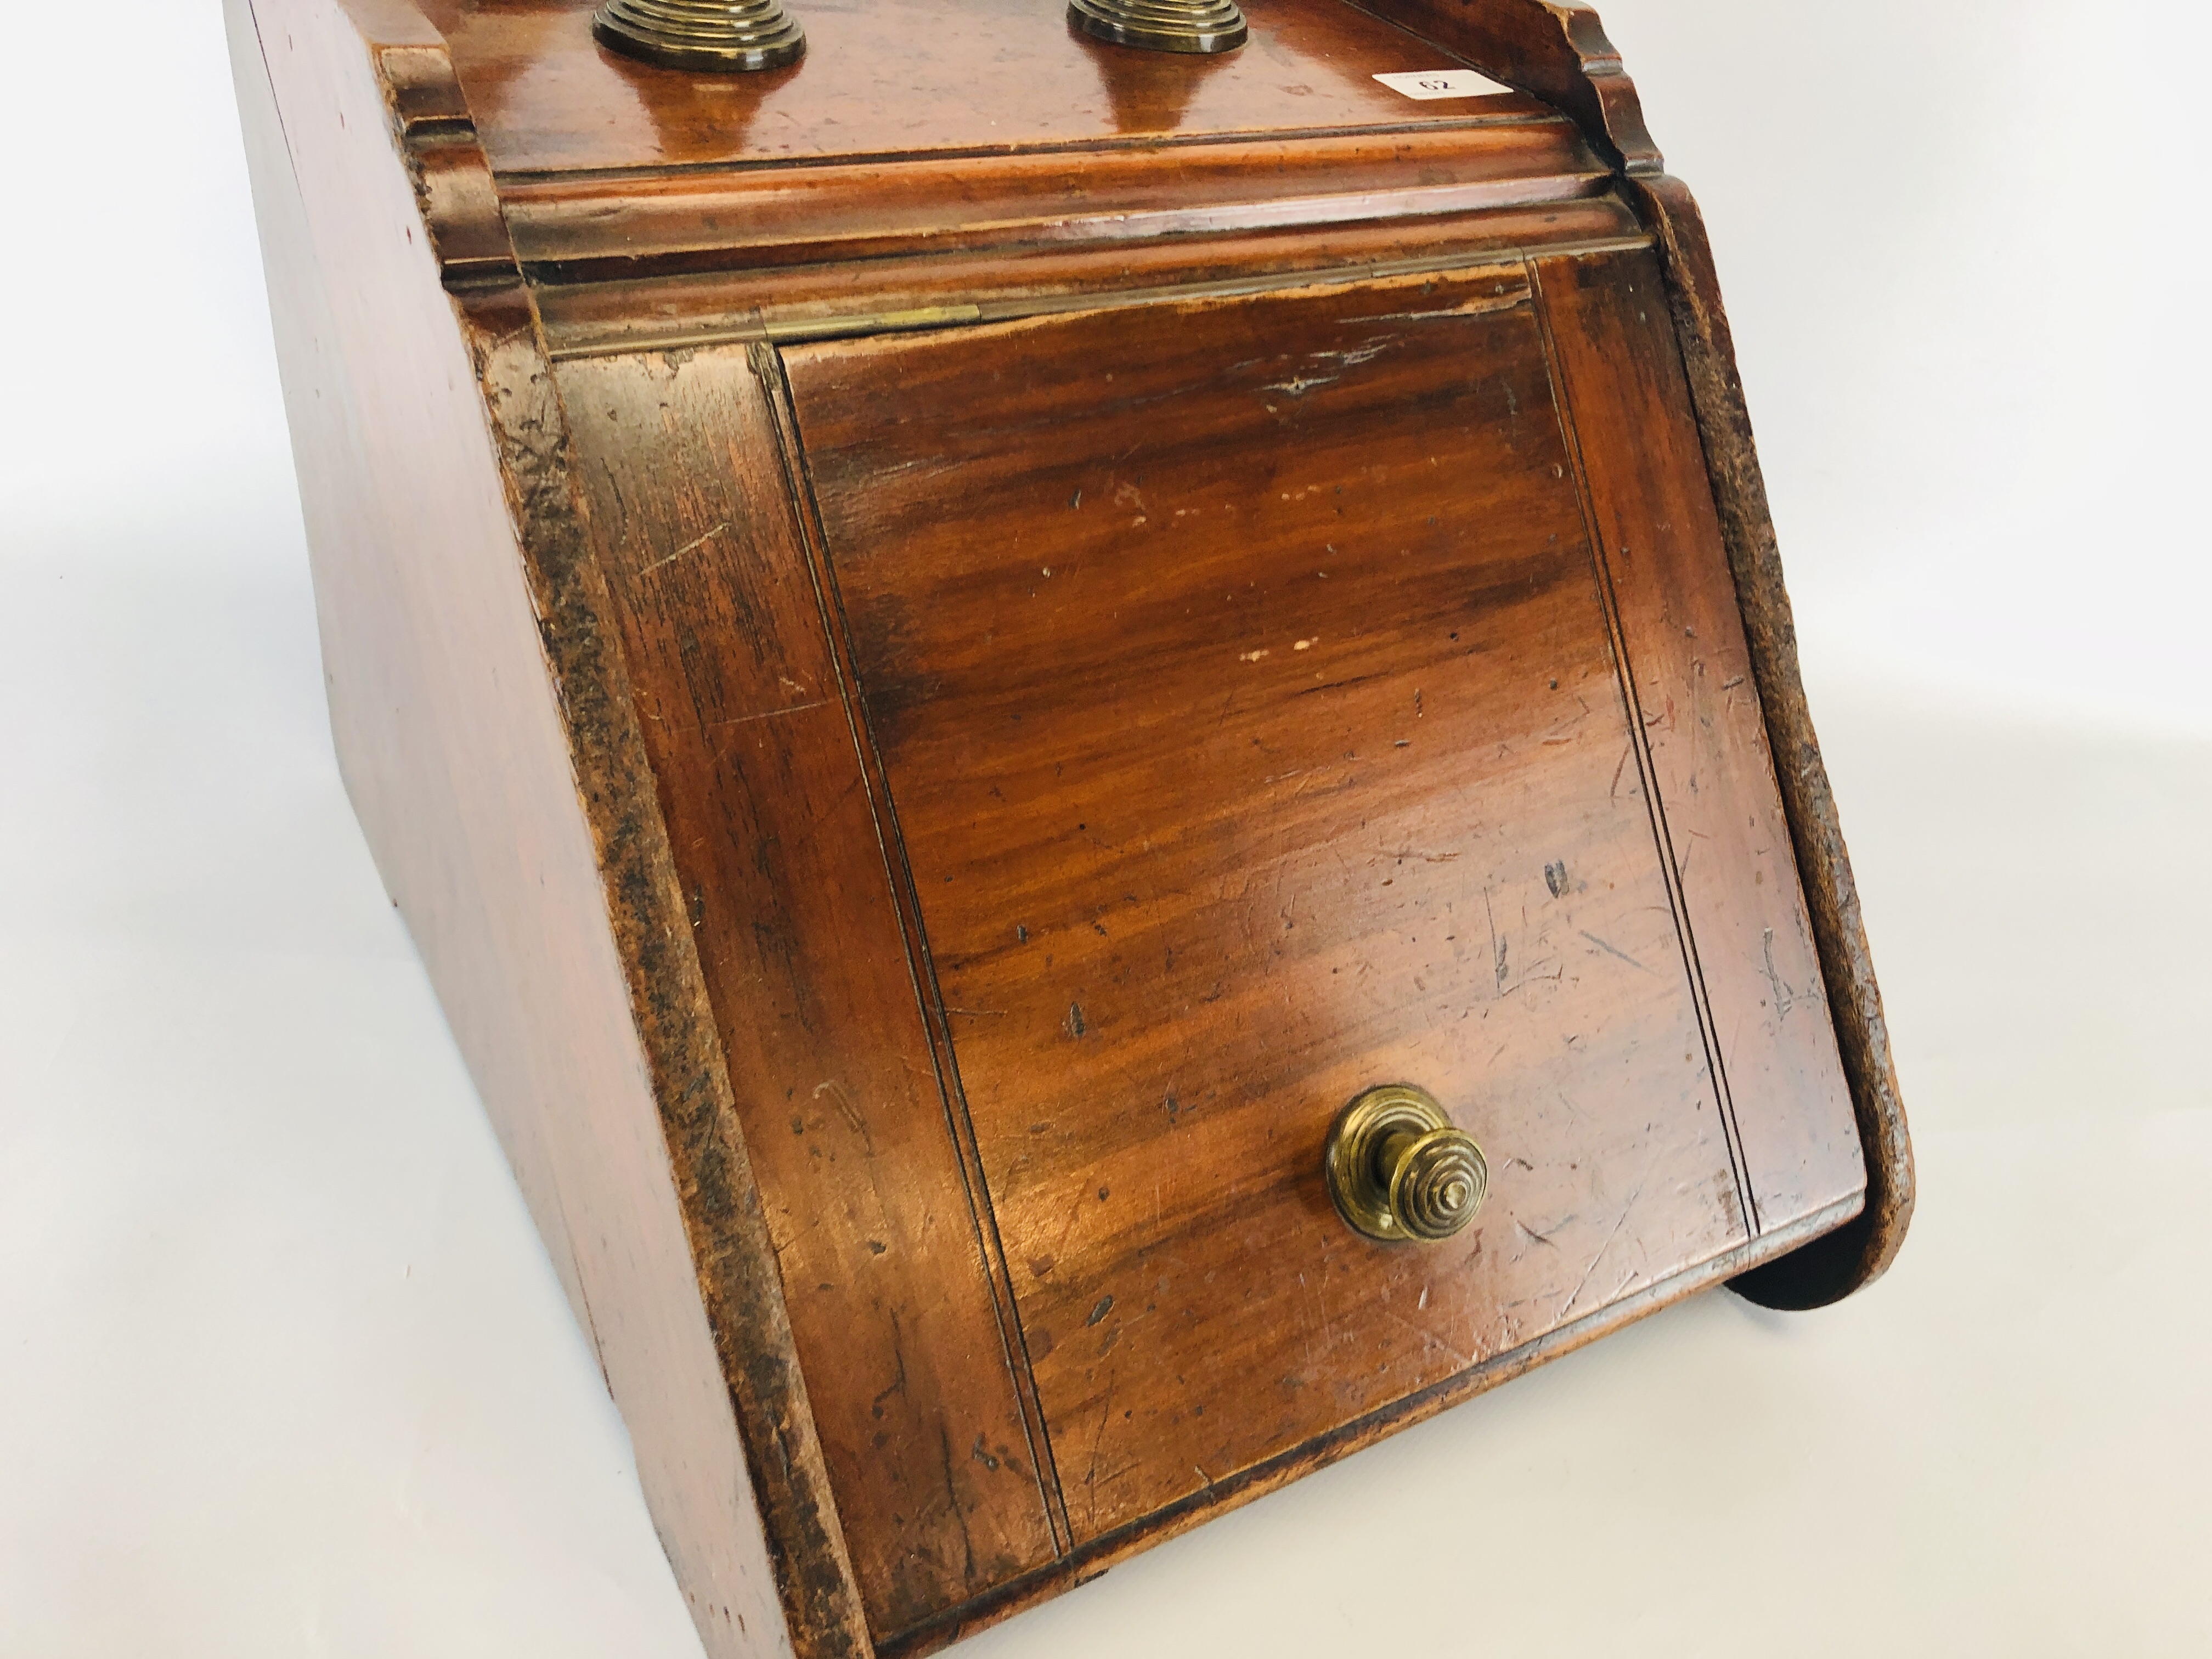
left=1373, top=69, right=1516, bottom=101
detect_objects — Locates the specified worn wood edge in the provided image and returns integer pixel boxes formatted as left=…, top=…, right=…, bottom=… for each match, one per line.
left=877, top=1188, right=1863, bottom=1657
left=496, top=128, right=1606, bottom=281
left=539, top=230, right=1654, bottom=360
left=376, top=40, right=879, bottom=1659
left=1627, top=173, right=1914, bottom=1309
left=249, top=0, right=877, bottom=1649
left=464, top=307, right=875, bottom=1657
left=511, top=170, right=1611, bottom=287
left=1353, top=0, right=1662, bottom=176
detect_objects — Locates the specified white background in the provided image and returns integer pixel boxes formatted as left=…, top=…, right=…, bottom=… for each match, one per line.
left=4, top=0, right=2208, bottom=1653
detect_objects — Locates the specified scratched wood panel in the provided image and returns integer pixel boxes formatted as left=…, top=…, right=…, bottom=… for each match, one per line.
left=556, top=348, right=1060, bottom=1638
left=1533, top=247, right=1865, bottom=1232
left=785, top=267, right=1750, bottom=1540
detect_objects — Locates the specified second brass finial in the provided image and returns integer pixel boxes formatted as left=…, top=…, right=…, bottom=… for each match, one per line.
left=1069, top=0, right=1248, bottom=55
left=594, top=0, right=806, bottom=72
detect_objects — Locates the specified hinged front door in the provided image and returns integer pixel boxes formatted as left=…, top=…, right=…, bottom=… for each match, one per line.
left=778, top=255, right=1859, bottom=1543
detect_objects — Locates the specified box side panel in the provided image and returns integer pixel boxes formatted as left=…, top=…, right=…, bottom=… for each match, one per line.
left=225, top=2, right=811, bottom=1651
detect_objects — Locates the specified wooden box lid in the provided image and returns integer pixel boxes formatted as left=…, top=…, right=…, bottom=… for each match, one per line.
left=420, top=0, right=1556, bottom=173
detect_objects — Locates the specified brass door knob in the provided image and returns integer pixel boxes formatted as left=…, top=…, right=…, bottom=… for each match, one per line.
left=1325, top=1085, right=1488, bottom=1242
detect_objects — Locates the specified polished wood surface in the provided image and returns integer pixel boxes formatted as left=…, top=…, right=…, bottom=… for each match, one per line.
left=555, top=347, right=1063, bottom=1639
left=499, top=121, right=1607, bottom=281
left=530, top=193, right=1646, bottom=358
left=419, top=0, right=1545, bottom=174
left=783, top=255, right=1857, bottom=1543
left=232, top=0, right=1910, bottom=1651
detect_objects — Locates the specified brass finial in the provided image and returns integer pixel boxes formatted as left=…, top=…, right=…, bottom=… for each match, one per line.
left=593, top=0, right=806, bottom=72
left=1069, top=0, right=1248, bottom=55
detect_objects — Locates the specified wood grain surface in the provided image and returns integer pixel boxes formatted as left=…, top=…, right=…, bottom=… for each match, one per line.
left=233, top=0, right=1911, bottom=1652
left=418, top=0, right=1543, bottom=175
left=499, top=122, right=1606, bottom=284
left=225, top=0, right=850, bottom=1654
left=555, top=347, right=1063, bottom=1642
left=784, top=262, right=1801, bottom=1541
left=530, top=194, right=1647, bottom=360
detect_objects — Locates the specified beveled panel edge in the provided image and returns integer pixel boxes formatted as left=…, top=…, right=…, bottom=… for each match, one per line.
left=551, top=343, right=1068, bottom=1636
left=1628, top=174, right=1914, bottom=1308
left=749, top=343, right=1083, bottom=1572
left=1525, top=252, right=1760, bottom=1236
left=1533, top=242, right=1866, bottom=1238
left=473, top=296, right=873, bottom=1656
left=876, top=1187, right=1863, bottom=1659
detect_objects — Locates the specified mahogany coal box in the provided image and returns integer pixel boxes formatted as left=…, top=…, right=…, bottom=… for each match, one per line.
left=226, top=0, right=1914, bottom=1652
